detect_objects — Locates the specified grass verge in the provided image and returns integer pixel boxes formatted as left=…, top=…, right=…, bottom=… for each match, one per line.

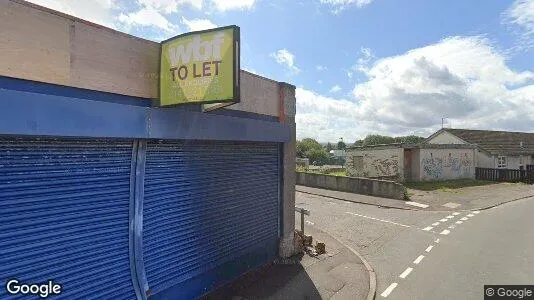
left=405, top=179, right=496, bottom=191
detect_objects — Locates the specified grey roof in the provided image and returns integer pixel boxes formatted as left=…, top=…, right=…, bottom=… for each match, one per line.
left=349, top=143, right=475, bottom=151
left=439, top=128, right=534, bottom=155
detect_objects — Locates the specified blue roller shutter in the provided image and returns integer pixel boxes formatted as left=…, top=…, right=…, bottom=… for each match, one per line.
left=143, top=141, right=280, bottom=299
left=0, top=137, right=137, bottom=300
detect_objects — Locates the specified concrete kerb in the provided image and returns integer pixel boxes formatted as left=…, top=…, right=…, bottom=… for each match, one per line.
left=296, top=188, right=416, bottom=211
left=313, top=226, right=377, bottom=300
left=472, top=194, right=534, bottom=211
left=298, top=187, right=534, bottom=213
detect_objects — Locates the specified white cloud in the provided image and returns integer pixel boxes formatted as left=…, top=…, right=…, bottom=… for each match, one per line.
left=137, top=0, right=203, bottom=13
left=181, top=17, right=217, bottom=31
left=119, top=6, right=177, bottom=32
left=296, top=36, right=534, bottom=142
left=317, top=80, right=324, bottom=84
left=27, top=0, right=118, bottom=28
left=316, top=65, right=327, bottom=71
left=319, top=0, right=374, bottom=13
left=504, top=0, right=534, bottom=50
left=330, top=85, right=342, bottom=93
left=210, top=0, right=257, bottom=11
left=271, top=49, right=301, bottom=75
left=356, top=47, right=373, bottom=73
left=346, top=47, right=373, bottom=79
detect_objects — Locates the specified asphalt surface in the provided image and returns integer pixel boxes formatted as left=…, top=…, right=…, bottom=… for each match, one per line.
left=296, top=191, right=534, bottom=300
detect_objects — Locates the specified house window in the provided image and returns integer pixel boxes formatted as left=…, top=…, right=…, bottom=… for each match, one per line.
left=497, top=156, right=507, bottom=168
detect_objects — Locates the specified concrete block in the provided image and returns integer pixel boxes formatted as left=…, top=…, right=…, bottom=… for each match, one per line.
left=295, top=171, right=407, bottom=200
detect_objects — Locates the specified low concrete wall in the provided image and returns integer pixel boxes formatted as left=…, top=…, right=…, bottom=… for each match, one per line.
left=296, top=171, right=407, bottom=200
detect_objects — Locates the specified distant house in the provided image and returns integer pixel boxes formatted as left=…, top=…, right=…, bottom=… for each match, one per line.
left=329, top=149, right=347, bottom=159
left=346, top=143, right=476, bottom=182
left=425, top=128, right=534, bottom=170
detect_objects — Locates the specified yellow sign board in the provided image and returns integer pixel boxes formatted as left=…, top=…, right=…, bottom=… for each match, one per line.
left=160, top=26, right=240, bottom=106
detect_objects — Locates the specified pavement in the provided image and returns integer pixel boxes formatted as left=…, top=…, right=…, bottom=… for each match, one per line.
left=206, top=225, right=372, bottom=300
left=295, top=190, right=534, bottom=299
left=407, top=182, right=534, bottom=211
left=209, top=183, right=534, bottom=300
left=297, top=183, right=534, bottom=211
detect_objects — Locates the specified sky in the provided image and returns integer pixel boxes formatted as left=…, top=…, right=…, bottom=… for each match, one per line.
left=28, top=0, right=534, bottom=143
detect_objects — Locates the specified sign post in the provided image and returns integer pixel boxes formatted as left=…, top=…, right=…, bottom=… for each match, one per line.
left=159, top=26, right=240, bottom=107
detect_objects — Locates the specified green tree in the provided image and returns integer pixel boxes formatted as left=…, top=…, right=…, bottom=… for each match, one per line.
left=325, top=142, right=334, bottom=152
left=353, top=140, right=364, bottom=147
left=296, top=138, right=323, bottom=157
left=337, top=140, right=346, bottom=150
left=362, top=134, right=396, bottom=146
left=358, top=134, right=425, bottom=146
left=305, top=148, right=329, bottom=166
left=395, top=135, right=426, bottom=144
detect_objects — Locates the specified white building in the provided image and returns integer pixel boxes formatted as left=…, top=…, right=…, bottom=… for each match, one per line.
left=426, top=128, right=534, bottom=170
left=346, top=143, right=476, bottom=182
left=329, top=149, right=347, bottom=158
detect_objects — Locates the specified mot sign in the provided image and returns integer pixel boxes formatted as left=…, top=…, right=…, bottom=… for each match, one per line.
left=160, top=26, right=240, bottom=106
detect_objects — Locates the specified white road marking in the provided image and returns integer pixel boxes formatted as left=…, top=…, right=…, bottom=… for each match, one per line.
left=305, top=220, right=314, bottom=225
left=381, top=283, right=398, bottom=298
left=473, top=211, right=480, bottom=214
left=455, top=221, right=463, bottom=224
left=446, top=215, right=454, bottom=219
left=425, top=245, right=433, bottom=252
left=413, top=255, right=425, bottom=264
left=440, top=229, right=450, bottom=235
left=423, top=226, right=433, bottom=231
left=345, top=212, right=411, bottom=228
left=399, top=267, right=413, bottom=279
left=452, top=212, right=460, bottom=215
left=432, top=222, right=440, bottom=226
left=435, top=238, right=440, bottom=243
left=405, top=201, right=429, bottom=208
left=440, top=218, right=448, bottom=222
left=442, top=202, right=461, bottom=209
left=467, top=214, right=475, bottom=217
left=461, top=217, right=468, bottom=221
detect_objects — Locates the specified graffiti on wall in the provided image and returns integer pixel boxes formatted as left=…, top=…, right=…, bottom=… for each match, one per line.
left=346, top=151, right=400, bottom=179
left=371, top=157, right=399, bottom=177
left=422, top=151, right=473, bottom=180
left=422, top=154, right=443, bottom=179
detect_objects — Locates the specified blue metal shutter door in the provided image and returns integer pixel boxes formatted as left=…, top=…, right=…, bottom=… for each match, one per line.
left=143, top=141, right=280, bottom=299
left=0, top=138, right=137, bottom=299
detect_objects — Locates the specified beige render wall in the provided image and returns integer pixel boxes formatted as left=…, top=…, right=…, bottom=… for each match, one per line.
left=419, top=148, right=475, bottom=181
left=504, top=155, right=526, bottom=169
left=475, top=150, right=495, bottom=168
left=225, top=71, right=280, bottom=117
left=427, top=131, right=467, bottom=144
left=0, top=0, right=281, bottom=118
left=347, top=148, right=404, bottom=181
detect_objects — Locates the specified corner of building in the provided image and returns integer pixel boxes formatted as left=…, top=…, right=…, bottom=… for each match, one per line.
left=279, top=82, right=297, bottom=258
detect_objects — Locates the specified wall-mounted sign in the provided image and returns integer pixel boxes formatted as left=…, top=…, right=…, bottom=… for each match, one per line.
left=159, top=26, right=240, bottom=107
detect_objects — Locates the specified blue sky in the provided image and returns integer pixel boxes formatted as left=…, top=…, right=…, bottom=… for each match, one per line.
left=30, top=0, right=534, bottom=143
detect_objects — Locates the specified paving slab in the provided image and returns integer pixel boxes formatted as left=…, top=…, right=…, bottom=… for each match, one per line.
left=298, top=183, right=534, bottom=211
left=206, top=225, right=371, bottom=300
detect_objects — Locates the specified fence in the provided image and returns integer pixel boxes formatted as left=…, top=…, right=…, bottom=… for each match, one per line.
left=475, top=167, right=534, bottom=184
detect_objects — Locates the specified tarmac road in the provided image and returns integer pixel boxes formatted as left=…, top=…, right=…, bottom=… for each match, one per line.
left=296, top=191, right=534, bottom=300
